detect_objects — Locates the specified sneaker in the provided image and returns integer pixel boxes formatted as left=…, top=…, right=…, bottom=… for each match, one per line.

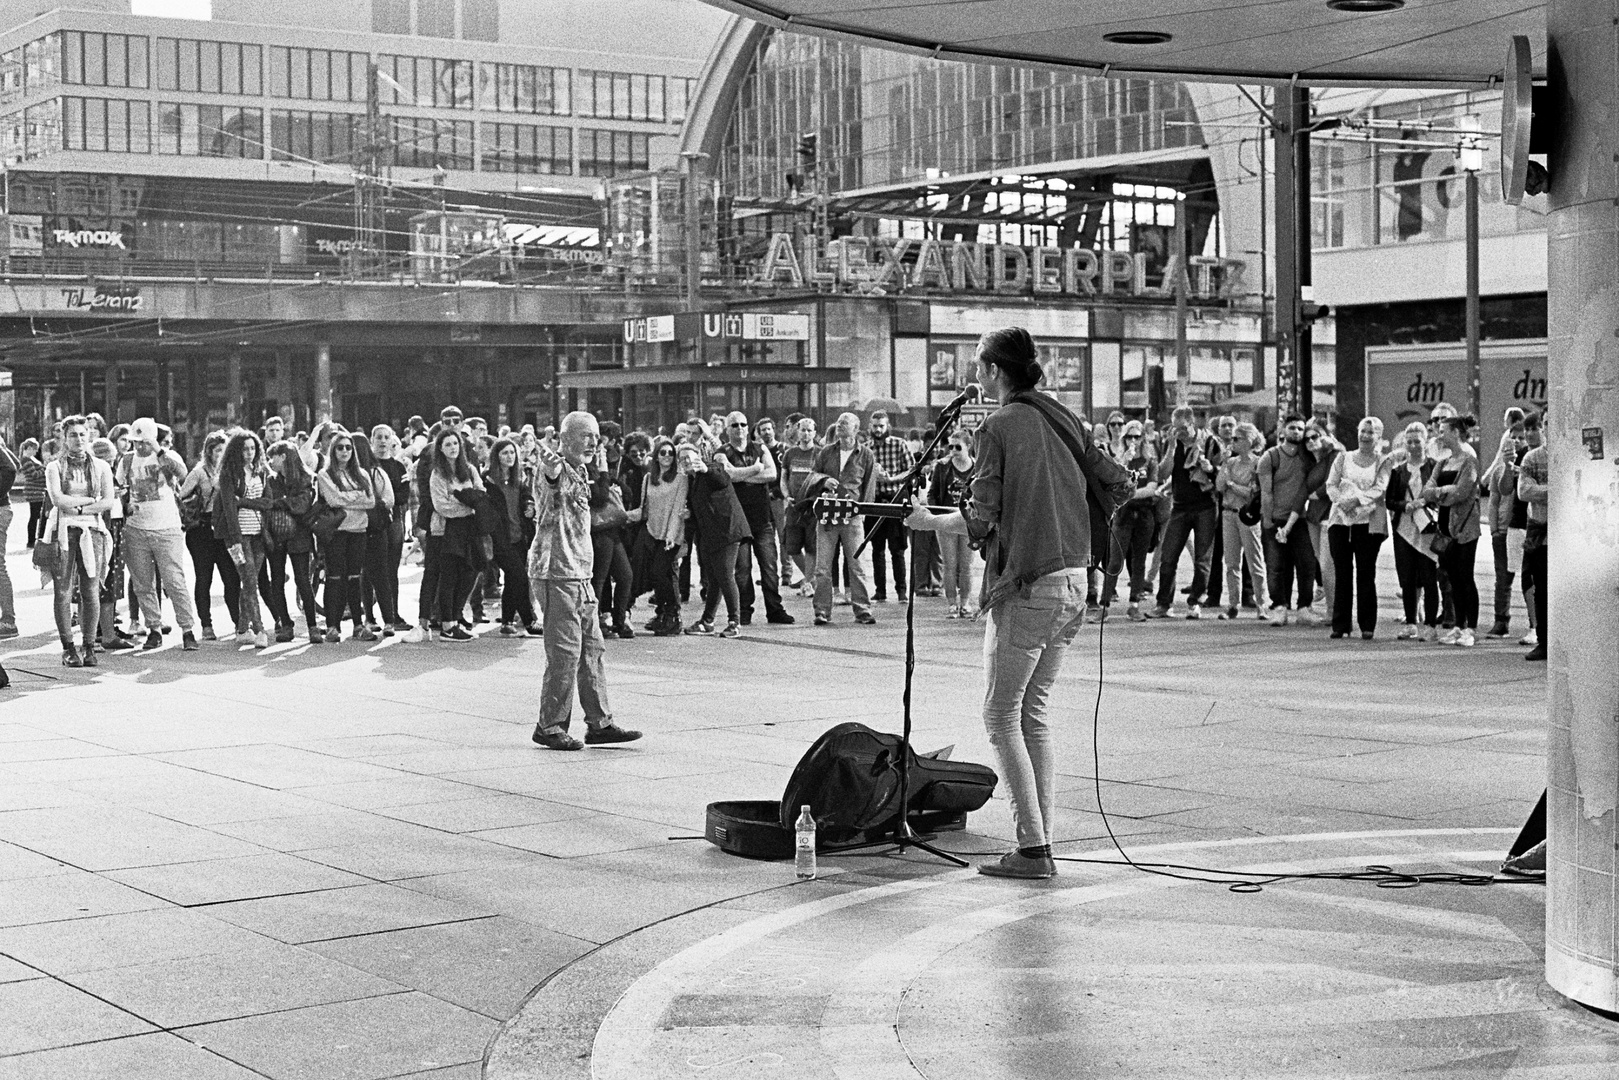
left=1396, top=623, right=1416, bottom=640
left=324, top=627, right=343, bottom=643
left=0, top=625, right=17, bottom=640
left=235, top=631, right=254, bottom=645
left=977, top=851, right=1056, bottom=880
left=766, top=612, right=796, bottom=624
left=1416, top=625, right=1434, bottom=642
left=1185, top=605, right=1202, bottom=620
left=1219, top=606, right=1238, bottom=621
left=79, top=645, right=97, bottom=668
left=499, top=623, right=518, bottom=637
left=654, top=619, right=682, bottom=637
left=1521, top=629, right=1539, bottom=647
left=102, top=636, right=136, bottom=652
left=1127, top=604, right=1146, bottom=623
left=201, top=626, right=218, bottom=641
left=1294, top=606, right=1320, bottom=627
left=1438, top=627, right=1463, bottom=645
left=253, top=630, right=271, bottom=649
left=1457, top=629, right=1477, bottom=648
left=143, top=630, right=163, bottom=651
left=526, top=623, right=546, bottom=637
left=798, top=582, right=815, bottom=598
left=61, top=646, right=83, bottom=668
left=814, top=614, right=831, bottom=626
left=1525, top=643, right=1546, bottom=661
left=1145, top=606, right=1171, bottom=619
left=854, top=611, right=877, bottom=625
left=585, top=723, right=643, bottom=745
left=532, top=727, right=584, bottom=751
left=1267, top=606, right=1289, bottom=626
left=308, top=627, right=324, bottom=644
left=685, top=620, right=714, bottom=635
left=1485, top=620, right=1510, bottom=639
left=440, top=625, right=472, bottom=641
left=388, top=619, right=415, bottom=633
left=275, top=623, right=295, bottom=644
left=182, top=631, right=198, bottom=651
left=354, top=626, right=378, bottom=642
left=718, top=621, right=740, bottom=639
left=614, top=622, right=636, bottom=639
left=404, top=624, right=425, bottom=644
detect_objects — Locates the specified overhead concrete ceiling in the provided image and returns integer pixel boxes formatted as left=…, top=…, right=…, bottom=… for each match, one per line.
left=699, top=0, right=1545, bottom=87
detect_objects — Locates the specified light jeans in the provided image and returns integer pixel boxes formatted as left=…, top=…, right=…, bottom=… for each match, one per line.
left=982, top=567, right=1087, bottom=850
left=813, top=520, right=872, bottom=619
left=939, top=532, right=975, bottom=609
left=1220, top=511, right=1270, bottom=611
left=532, top=576, right=614, bottom=734
left=0, top=504, right=13, bottom=630
left=124, top=526, right=198, bottom=633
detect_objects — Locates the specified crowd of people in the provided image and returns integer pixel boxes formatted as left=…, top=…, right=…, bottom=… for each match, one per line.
left=0, top=388, right=1546, bottom=678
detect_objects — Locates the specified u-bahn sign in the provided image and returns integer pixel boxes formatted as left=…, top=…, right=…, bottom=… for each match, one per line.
left=623, top=311, right=811, bottom=344
left=751, top=232, right=1247, bottom=301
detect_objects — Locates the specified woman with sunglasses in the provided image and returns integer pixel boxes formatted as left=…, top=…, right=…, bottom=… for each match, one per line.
left=639, top=437, right=688, bottom=634
left=926, top=427, right=978, bottom=618
left=315, top=432, right=378, bottom=642
left=425, top=427, right=484, bottom=642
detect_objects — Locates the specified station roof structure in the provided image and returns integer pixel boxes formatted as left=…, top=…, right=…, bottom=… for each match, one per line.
left=700, top=0, right=1544, bottom=87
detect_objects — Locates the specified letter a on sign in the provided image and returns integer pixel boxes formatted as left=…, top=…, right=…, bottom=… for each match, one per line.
left=758, top=233, right=804, bottom=286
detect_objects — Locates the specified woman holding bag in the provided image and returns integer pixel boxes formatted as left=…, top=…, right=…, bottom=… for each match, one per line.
left=261, top=440, right=320, bottom=644
left=43, top=416, right=118, bottom=668
left=427, top=427, right=484, bottom=642
left=1424, top=414, right=1484, bottom=648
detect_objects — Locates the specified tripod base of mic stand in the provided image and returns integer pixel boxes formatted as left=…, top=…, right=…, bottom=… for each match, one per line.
left=835, top=819, right=969, bottom=867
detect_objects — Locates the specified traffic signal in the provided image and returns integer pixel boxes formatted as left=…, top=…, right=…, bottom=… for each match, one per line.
left=797, top=133, right=818, bottom=163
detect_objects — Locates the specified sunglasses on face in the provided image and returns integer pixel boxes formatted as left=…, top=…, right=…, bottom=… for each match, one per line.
left=728, top=422, right=748, bottom=429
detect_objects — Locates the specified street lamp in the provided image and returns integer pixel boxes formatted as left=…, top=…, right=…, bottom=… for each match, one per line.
left=1459, top=114, right=1483, bottom=424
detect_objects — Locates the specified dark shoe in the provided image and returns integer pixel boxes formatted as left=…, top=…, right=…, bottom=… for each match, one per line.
left=654, top=619, right=682, bottom=637
left=182, top=631, right=199, bottom=651
left=200, top=625, right=217, bottom=641
left=873, top=593, right=888, bottom=603
left=525, top=623, right=545, bottom=637
left=143, top=630, right=163, bottom=651
left=114, top=628, right=135, bottom=642
left=387, top=619, right=414, bottom=633
left=718, top=621, right=740, bottom=639
left=1525, top=644, right=1547, bottom=661
left=440, top=625, right=472, bottom=642
left=1361, top=631, right=1374, bottom=641
left=0, top=625, right=17, bottom=640
left=684, top=620, right=714, bottom=635
left=585, top=723, right=643, bottom=745
left=855, top=611, right=877, bottom=625
left=355, top=626, right=378, bottom=642
left=275, top=623, right=295, bottom=644
left=1486, top=620, right=1510, bottom=638
left=308, top=627, right=323, bottom=644
left=739, top=613, right=753, bottom=626
left=79, top=645, right=98, bottom=667
left=62, top=646, right=83, bottom=668
left=324, top=627, right=342, bottom=643
left=532, top=727, right=584, bottom=751
left=102, top=637, right=135, bottom=652
left=978, top=852, right=1055, bottom=879
left=766, top=612, right=796, bottom=625
left=614, top=622, right=635, bottom=639
left=1330, top=630, right=1347, bottom=639
left=814, top=614, right=831, bottom=626
left=499, top=623, right=519, bottom=637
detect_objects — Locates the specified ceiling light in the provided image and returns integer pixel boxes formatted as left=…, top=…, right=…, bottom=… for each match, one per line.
left=1103, top=30, right=1173, bottom=45
left=1326, top=0, right=1405, bottom=12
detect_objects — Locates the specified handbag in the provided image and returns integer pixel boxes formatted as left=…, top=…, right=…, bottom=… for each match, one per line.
left=300, top=498, right=345, bottom=544
left=591, top=487, right=629, bottom=533
left=31, top=533, right=60, bottom=576
left=1429, top=528, right=1454, bottom=556
left=1237, top=489, right=1262, bottom=526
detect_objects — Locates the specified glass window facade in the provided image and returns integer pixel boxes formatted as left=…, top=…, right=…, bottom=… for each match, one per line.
left=62, top=32, right=148, bottom=89
left=269, top=47, right=368, bottom=102
left=479, top=122, right=572, bottom=174
left=577, top=128, right=648, bottom=177
left=722, top=31, right=1201, bottom=200
left=1, top=35, right=63, bottom=105
left=269, top=110, right=358, bottom=163
left=160, top=103, right=263, bottom=157
left=478, top=62, right=570, bottom=115
left=380, top=55, right=473, bottom=109
left=385, top=116, right=474, bottom=168
left=62, top=97, right=152, bottom=153
left=156, top=38, right=263, bottom=96
left=578, top=70, right=692, bottom=123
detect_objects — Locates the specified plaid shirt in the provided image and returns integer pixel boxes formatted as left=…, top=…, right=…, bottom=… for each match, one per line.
left=869, top=433, right=915, bottom=499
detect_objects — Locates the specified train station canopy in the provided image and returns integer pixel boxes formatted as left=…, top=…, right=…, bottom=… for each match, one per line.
left=702, top=0, right=1544, bottom=87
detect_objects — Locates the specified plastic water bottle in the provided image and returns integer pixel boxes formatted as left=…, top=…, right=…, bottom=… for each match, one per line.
left=794, top=805, right=817, bottom=880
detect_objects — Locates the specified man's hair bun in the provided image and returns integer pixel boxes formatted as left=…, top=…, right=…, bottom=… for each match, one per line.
left=977, top=327, right=1043, bottom=392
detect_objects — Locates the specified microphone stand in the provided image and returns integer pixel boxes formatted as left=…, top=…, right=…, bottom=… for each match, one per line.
left=842, top=391, right=978, bottom=868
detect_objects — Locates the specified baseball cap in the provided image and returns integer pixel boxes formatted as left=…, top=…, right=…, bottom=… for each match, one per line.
left=130, top=417, right=160, bottom=445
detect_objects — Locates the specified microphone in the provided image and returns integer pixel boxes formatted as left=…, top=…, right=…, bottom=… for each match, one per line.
left=945, top=383, right=982, bottom=411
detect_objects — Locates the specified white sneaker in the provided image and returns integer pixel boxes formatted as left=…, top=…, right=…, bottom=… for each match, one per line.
left=1457, top=629, right=1476, bottom=648
left=1396, top=623, right=1416, bottom=640
left=404, top=624, right=425, bottom=644
left=1438, top=627, right=1462, bottom=645
left=1295, top=606, right=1319, bottom=627
left=235, top=631, right=254, bottom=645
left=1267, top=606, right=1289, bottom=626
left=253, top=630, right=270, bottom=649
left=1521, top=629, right=1539, bottom=647
left=1416, top=625, right=1433, bottom=642
left=1185, top=604, right=1202, bottom=620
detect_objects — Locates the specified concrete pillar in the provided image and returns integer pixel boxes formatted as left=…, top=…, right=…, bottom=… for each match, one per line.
left=1545, top=0, right=1619, bottom=1013
left=104, top=363, right=119, bottom=422
left=314, top=342, right=333, bottom=424
left=225, top=353, right=242, bottom=427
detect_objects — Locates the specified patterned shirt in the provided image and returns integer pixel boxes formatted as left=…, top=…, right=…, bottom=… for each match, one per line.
left=529, top=458, right=594, bottom=582
left=870, top=432, right=915, bottom=499
left=237, top=473, right=263, bottom=536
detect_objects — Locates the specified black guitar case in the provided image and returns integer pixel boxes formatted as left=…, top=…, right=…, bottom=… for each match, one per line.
left=705, top=722, right=998, bottom=859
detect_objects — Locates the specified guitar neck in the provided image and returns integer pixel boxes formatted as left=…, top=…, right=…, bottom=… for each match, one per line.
left=821, top=500, right=955, bottom=519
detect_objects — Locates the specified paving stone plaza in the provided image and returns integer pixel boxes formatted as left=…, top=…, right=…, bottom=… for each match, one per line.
left=2, top=538, right=1611, bottom=1079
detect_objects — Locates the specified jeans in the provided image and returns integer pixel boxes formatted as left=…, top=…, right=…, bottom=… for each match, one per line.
left=125, top=526, right=199, bottom=633
left=532, top=577, right=614, bottom=734
left=1102, top=506, right=1155, bottom=607
left=51, top=528, right=99, bottom=649
left=736, top=518, right=787, bottom=620
left=418, top=533, right=442, bottom=624
left=983, top=568, right=1087, bottom=850
left=1437, top=537, right=1480, bottom=630
left=1155, top=504, right=1218, bottom=609
left=263, top=547, right=317, bottom=629
left=493, top=540, right=537, bottom=626
left=0, top=504, right=13, bottom=630
left=814, top=520, right=872, bottom=619
left=591, top=532, right=632, bottom=624
left=649, top=542, right=682, bottom=619
left=436, top=552, right=477, bottom=627
left=1220, top=512, right=1269, bottom=612
left=26, top=500, right=46, bottom=547
left=185, top=524, right=240, bottom=630
left=781, top=504, right=816, bottom=575
left=1392, top=532, right=1438, bottom=627
left=232, top=535, right=267, bottom=634
left=1523, top=540, right=1547, bottom=645
left=939, top=532, right=975, bottom=608
left=698, top=541, right=741, bottom=625
left=1263, top=523, right=1317, bottom=609
left=1490, top=530, right=1525, bottom=625
left=912, top=529, right=941, bottom=592
left=360, top=529, right=401, bottom=626
left=1205, top=511, right=1227, bottom=607
left=1327, top=523, right=1384, bottom=635
left=866, top=516, right=908, bottom=598
left=324, top=530, right=367, bottom=631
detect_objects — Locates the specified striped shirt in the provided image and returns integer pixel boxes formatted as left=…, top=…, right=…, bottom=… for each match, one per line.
left=237, top=473, right=263, bottom=536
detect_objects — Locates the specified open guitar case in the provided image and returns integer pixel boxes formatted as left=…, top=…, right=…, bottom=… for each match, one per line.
left=706, top=721, right=998, bottom=859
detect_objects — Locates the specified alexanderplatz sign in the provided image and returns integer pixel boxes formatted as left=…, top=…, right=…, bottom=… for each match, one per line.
left=752, top=233, right=1248, bottom=302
